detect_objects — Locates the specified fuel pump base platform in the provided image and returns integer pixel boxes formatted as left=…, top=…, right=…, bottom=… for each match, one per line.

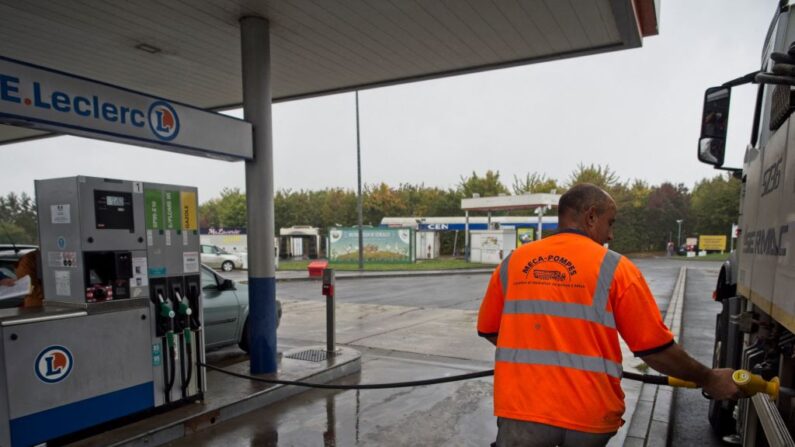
left=68, top=345, right=360, bottom=447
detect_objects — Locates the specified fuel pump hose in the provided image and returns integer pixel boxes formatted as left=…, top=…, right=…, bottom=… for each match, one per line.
left=199, top=363, right=698, bottom=391
left=182, top=329, right=193, bottom=395
left=200, top=362, right=493, bottom=390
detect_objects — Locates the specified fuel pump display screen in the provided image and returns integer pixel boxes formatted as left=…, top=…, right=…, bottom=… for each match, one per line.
left=94, top=190, right=134, bottom=230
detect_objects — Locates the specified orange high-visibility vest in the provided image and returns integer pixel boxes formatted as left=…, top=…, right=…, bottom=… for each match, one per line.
left=477, top=230, right=673, bottom=433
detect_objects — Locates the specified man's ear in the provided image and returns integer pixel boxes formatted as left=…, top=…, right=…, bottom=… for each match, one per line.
left=584, top=206, right=598, bottom=227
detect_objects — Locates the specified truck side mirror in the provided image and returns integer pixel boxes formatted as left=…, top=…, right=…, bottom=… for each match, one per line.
left=698, top=86, right=731, bottom=167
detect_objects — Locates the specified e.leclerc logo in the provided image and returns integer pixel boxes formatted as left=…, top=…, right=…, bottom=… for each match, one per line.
left=148, top=100, right=180, bottom=141
left=0, top=71, right=179, bottom=142
left=35, top=346, right=74, bottom=383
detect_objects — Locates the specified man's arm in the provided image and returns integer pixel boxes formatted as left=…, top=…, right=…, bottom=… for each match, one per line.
left=477, top=266, right=506, bottom=345
left=641, top=343, right=740, bottom=400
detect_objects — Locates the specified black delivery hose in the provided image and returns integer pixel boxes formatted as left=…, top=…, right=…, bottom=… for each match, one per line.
left=200, top=362, right=493, bottom=390
left=182, top=330, right=193, bottom=396
left=199, top=363, right=694, bottom=391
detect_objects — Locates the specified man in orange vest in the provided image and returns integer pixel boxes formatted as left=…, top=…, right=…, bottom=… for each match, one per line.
left=477, top=183, right=739, bottom=446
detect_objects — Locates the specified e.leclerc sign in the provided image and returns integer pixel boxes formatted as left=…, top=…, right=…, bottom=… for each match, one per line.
left=0, top=56, right=252, bottom=160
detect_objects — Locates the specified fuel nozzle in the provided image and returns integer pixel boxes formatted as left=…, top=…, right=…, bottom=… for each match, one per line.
left=174, top=291, right=192, bottom=318
left=732, top=370, right=784, bottom=399
left=158, top=293, right=176, bottom=320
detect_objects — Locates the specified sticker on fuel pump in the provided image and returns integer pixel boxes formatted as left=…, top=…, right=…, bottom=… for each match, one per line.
left=144, top=189, right=164, bottom=230
left=48, top=251, right=77, bottom=268
left=183, top=251, right=199, bottom=273
left=180, top=191, right=197, bottom=231
left=51, top=204, right=70, bottom=224
left=54, top=271, right=70, bottom=296
left=152, top=344, right=162, bottom=367
left=132, top=257, right=148, bottom=287
left=164, top=191, right=179, bottom=230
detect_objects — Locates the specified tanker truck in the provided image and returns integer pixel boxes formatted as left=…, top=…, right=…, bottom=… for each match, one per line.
left=699, top=1, right=795, bottom=444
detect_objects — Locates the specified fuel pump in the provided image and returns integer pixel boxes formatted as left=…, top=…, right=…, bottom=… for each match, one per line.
left=0, top=176, right=206, bottom=447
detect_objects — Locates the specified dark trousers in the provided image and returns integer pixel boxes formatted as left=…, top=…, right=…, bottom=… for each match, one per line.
left=495, top=417, right=616, bottom=447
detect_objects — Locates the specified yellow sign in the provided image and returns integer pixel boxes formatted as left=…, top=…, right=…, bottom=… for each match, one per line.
left=180, top=191, right=198, bottom=230
left=516, top=228, right=534, bottom=247
left=699, top=235, right=726, bottom=251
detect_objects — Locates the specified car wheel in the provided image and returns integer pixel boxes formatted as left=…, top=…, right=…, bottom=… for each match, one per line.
left=238, top=303, right=282, bottom=353
left=222, top=261, right=234, bottom=272
left=239, top=321, right=250, bottom=353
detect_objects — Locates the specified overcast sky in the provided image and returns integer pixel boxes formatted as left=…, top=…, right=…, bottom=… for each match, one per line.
left=0, top=0, right=774, bottom=202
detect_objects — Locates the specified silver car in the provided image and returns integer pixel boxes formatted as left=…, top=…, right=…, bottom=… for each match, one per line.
left=201, top=264, right=280, bottom=352
left=200, top=244, right=243, bottom=272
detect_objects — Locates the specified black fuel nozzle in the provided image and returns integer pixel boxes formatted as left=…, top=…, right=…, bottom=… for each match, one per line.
left=187, top=283, right=202, bottom=330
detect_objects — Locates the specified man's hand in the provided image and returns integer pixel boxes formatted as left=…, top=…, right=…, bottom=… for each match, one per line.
left=0, top=278, right=15, bottom=287
left=642, top=343, right=741, bottom=400
left=703, top=368, right=743, bottom=400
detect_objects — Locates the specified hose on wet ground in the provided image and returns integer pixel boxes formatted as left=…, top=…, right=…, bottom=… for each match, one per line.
left=200, top=362, right=704, bottom=391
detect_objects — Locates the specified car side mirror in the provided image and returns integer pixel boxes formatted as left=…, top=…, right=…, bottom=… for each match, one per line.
left=698, top=86, right=731, bottom=167
left=220, top=279, right=235, bottom=291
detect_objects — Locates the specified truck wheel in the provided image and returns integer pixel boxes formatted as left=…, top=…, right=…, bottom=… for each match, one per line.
left=222, top=261, right=234, bottom=272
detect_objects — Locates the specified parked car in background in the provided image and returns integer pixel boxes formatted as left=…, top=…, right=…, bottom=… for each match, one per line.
left=201, top=244, right=243, bottom=272
left=0, top=244, right=37, bottom=278
left=201, top=264, right=280, bottom=352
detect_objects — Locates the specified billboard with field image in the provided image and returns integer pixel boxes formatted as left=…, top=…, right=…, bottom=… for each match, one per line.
left=328, top=228, right=414, bottom=263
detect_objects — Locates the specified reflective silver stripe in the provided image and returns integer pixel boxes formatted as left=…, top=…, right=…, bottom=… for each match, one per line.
left=503, top=299, right=615, bottom=328
left=593, top=250, right=621, bottom=312
left=496, top=347, right=623, bottom=378
left=499, top=252, right=512, bottom=296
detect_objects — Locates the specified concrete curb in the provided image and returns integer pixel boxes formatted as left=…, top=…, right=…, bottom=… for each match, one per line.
left=624, top=266, right=686, bottom=447
left=273, top=268, right=494, bottom=282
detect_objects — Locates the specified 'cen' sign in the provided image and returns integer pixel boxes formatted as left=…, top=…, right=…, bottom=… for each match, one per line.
left=0, top=56, right=252, bottom=160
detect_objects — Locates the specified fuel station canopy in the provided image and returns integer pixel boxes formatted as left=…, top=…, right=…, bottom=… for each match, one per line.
left=0, top=0, right=659, bottom=149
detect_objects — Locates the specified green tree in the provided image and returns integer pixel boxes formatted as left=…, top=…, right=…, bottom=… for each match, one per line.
left=690, top=174, right=740, bottom=239
left=645, top=182, right=690, bottom=250
left=363, top=183, right=409, bottom=226
left=567, top=164, right=621, bottom=191
left=0, top=192, right=37, bottom=244
left=199, top=198, right=221, bottom=229
left=610, top=180, right=651, bottom=253
left=218, top=188, right=247, bottom=228
left=458, top=170, right=509, bottom=198
left=512, top=173, right=561, bottom=194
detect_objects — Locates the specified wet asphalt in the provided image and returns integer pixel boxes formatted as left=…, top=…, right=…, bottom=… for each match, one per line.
left=670, top=265, right=726, bottom=446
left=187, top=258, right=723, bottom=446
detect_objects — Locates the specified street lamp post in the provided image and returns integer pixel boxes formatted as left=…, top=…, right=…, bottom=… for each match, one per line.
left=676, top=219, right=684, bottom=251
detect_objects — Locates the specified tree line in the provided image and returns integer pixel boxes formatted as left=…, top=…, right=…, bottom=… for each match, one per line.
left=198, top=164, right=741, bottom=255
left=0, top=165, right=739, bottom=254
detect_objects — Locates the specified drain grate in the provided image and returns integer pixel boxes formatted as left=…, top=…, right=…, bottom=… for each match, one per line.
left=285, top=349, right=335, bottom=362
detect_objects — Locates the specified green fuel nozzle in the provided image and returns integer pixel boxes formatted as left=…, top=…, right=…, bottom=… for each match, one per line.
left=174, top=292, right=192, bottom=317
left=183, top=328, right=192, bottom=345
left=158, top=293, right=176, bottom=320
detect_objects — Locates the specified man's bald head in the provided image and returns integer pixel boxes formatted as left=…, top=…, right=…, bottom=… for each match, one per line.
left=557, top=184, right=616, bottom=239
